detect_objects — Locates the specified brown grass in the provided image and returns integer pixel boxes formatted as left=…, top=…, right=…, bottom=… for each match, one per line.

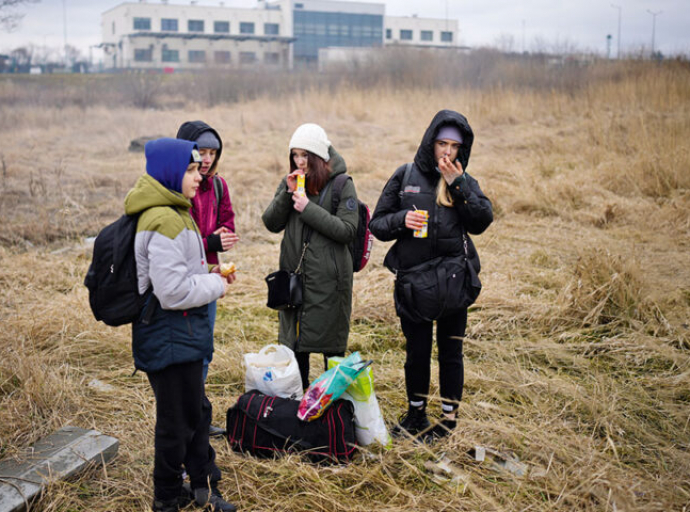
left=0, top=59, right=689, bottom=511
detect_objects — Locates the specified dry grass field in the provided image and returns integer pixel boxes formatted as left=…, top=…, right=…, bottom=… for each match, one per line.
left=0, top=58, right=689, bottom=511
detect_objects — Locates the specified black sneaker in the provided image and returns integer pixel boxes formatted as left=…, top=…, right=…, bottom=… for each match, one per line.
left=153, top=486, right=194, bottom=512
left=391, top=406, right=431, bottom=438
left=209, top=424, right=227, bottom=438
left=193, top=487, right=237, bottom=512
left=425, top=416, right=457, bottom=442
left=152, top=498, right=179, bottom=512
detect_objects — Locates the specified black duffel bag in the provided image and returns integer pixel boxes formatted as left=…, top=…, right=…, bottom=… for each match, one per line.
left=226, top=391, right=357, bottom=463
left=394, top=251, right=481, bottom=323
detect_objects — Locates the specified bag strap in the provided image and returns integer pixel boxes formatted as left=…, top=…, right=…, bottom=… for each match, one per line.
left=296, top=180, right=334, bottom=273
left=331, top=173, right=350, bottom=213
left=213, top=176, right=224, bottom=227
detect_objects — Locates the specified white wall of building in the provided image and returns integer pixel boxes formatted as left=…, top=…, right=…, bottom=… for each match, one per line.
left=101, top=1, right=291, bottom=69
left=385, top=15, right=458, bottom=47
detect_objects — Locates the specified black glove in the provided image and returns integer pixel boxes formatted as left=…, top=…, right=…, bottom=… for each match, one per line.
left=206, top=233, right=223, bottom=253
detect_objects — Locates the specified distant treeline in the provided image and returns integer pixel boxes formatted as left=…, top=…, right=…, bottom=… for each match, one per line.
left=1, top=47, right=689, bottom=109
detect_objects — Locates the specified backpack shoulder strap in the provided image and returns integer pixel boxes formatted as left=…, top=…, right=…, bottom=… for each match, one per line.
left=331, top=173, right=351, bottom=214
left=399, top=162, right=413, bottom=197
left=213, top=176, right=224, bottom=226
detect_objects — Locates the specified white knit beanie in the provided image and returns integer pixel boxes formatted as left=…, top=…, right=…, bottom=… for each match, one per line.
left=288, top=123, right=331, bottom=162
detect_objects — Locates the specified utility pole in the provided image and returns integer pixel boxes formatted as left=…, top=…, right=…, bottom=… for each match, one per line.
left=62, top=0, right=68, bottom=67
left=522, top=19, right=526, bottom=54
left=611, top=3, right=621, bottom=59
left=647, top=9, right=662, bottom=56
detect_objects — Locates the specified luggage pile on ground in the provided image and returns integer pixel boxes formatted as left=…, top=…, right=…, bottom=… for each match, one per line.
left=226, top=346, right=391, bottom=463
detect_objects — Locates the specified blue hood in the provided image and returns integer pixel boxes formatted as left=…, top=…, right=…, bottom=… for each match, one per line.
left=145, top=138, right=198, bottom=193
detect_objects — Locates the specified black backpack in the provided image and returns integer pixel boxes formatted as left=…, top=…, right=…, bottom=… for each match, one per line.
left=84, top=214, right=151, bottom=326
left=331, top=174, right=373, bottom=272
left=226, top=391, right=357, bottom=463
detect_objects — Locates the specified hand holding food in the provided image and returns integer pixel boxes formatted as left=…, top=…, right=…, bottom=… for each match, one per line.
left=220, top=262, right=236, bottom=277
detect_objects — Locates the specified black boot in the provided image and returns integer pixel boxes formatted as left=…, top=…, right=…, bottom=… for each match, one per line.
left=392, top=405, right=431, bottom=438
left=193, top=487, right=237, bottom=512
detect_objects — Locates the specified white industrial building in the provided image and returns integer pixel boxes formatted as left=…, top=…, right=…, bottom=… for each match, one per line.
left=101, top=0, right=461, bottom=70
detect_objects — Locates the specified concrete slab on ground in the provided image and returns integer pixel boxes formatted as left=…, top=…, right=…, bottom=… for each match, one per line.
left=0, top=426, right=119, bottom=512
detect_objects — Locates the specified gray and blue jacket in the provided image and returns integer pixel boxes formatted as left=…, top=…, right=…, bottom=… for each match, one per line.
left=124, top=141, right=225, bottom=373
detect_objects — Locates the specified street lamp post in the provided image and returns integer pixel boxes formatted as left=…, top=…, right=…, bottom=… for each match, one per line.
left=647, top=9, right=662, bottom=57
left=611, top=4, right=621, bottom=59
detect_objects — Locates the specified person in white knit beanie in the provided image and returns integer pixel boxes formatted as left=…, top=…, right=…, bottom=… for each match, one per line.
left=262, top=123, right=360, bottom=389
left=288, top=123, right=331, bottom=162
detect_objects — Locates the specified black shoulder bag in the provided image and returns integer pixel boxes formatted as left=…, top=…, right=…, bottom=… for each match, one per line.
left=265, top=181, right=333, bottom=311
left=394, top=233, right=482, bottom=323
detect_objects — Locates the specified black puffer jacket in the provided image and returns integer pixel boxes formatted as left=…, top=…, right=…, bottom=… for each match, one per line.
left=369, top=110, right=493, bottom=272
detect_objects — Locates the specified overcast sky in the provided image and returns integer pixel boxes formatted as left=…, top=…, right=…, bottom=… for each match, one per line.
left=2, top=0, right=689, bottom=59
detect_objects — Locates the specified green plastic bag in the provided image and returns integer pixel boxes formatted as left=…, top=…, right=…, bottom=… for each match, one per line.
left=328, top=354, right=392, bottom=448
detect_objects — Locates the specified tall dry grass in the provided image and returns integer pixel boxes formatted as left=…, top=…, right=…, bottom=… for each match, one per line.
left=0, top=58, right=689, bottom=511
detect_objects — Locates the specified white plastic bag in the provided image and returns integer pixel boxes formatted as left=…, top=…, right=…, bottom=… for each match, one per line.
left=328, top=355, right=392, bottom=448
left=244, top=344, right=303, bottom=399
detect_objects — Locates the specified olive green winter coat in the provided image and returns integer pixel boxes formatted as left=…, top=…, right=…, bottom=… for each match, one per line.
left=261, top=147, right=358, bottom=354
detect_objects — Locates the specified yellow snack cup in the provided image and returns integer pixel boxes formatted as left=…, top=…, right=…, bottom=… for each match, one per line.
left=296, top=174, right=306, bottom=196
left=413, top=210, right=429, bottom=238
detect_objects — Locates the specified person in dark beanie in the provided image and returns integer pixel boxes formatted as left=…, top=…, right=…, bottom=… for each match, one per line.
left=176, top=121, right=238, bottom=437
left=369, top=110, right=493, bottom=442
left=125, top=138, right=238, bottom=512
left=262, top=123, right=359, bottom=389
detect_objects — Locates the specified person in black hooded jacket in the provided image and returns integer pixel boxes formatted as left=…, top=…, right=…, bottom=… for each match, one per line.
left=369, top=109, right=492, bottom=441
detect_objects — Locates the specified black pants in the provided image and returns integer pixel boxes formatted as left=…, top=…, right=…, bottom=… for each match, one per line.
left=295, top=351, right=345, bottom=390
left=147, top=360, right=221, bottom=501
left=400, top=309, right=467, bottom=412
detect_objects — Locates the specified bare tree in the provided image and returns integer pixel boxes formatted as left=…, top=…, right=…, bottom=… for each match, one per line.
left=64, top=44, right=82, bottom=66
left=0, top=0, right=40, bottom=32
left=493, top=33, right=516, bottom=54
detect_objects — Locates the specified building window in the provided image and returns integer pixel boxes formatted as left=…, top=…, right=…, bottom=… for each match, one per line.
left=264, top=23, right=279, bottom=35
left=240, top=22, right=255, bottom=34
left=161, top=18, right=178, bottom=32
left=188, top=50, right=206, bottom=63
left=188, top=20, right=204, bottom=33
left=400, top=29, right=413, bottom=41
left=214, top=21, right=229, bottom=33
left=294, top=3, right=303, bottom=8
left=239, top=51, right=256, bottom=64
left=386, top=28, right=391, bottom=39
left=134, top=48, right=152, bottom=62
left=214, top=51, right=231, bottom=64
left=133, top=17, right=151, bottom=30
left=264, top=52, right=280, bottom=64
left=292, top=11, right=384, bottom=60
left=421, top=30, right=433, bottom=42
left=162, top=48, right=179, bottom=62
left=441, top=31, right=453, bottom=43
